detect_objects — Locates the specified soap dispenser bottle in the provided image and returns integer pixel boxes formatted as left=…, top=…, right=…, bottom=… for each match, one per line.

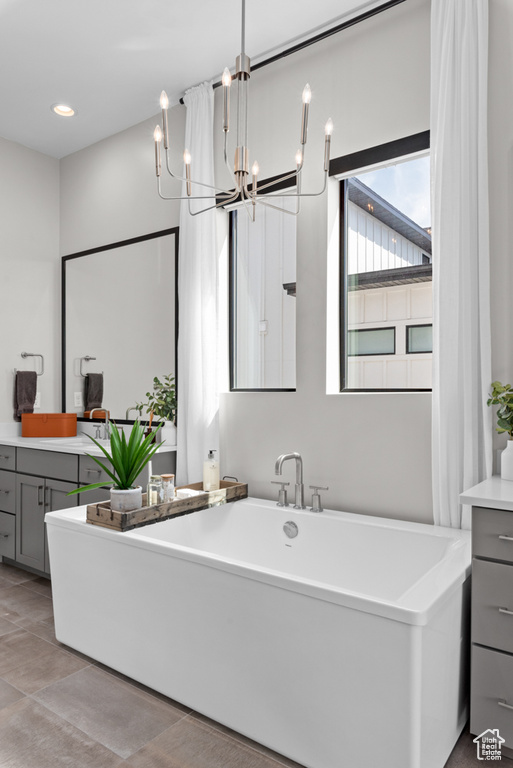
left=203, top=450, right=219, bottom=492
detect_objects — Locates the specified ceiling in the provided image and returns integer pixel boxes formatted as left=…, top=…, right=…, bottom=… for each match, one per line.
left=0, top=0, right=388, bottom=159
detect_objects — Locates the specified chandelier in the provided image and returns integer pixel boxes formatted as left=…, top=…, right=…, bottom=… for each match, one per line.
left=153, top=0, right=333, bottom=219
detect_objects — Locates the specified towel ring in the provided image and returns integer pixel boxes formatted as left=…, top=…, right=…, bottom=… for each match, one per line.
left=14, top=352, right=44, bottom=377
left=80, top=356, right=103, bottom=377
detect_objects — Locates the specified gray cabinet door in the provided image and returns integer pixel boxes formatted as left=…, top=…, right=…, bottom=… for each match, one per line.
left=16, top=474, right=78, bottom=574
left=15, top=473, right=46, bottom=571
left=44, top=478, right=78, bottom=574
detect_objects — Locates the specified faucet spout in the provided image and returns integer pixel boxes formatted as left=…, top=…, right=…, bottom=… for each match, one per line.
left=274, top=452, right=305, bottom=509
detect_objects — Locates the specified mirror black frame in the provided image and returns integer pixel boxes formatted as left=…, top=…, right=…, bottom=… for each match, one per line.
left=61, top=227, right=179, bottom=423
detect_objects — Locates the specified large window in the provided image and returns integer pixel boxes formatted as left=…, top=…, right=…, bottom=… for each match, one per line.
left=230, top=195, right=297, bottom=391
left=339, top=134, right=432, bottom=391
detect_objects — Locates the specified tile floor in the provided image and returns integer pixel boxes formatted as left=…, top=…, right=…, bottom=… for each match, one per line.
left=0, top=560, right=505, bottom=768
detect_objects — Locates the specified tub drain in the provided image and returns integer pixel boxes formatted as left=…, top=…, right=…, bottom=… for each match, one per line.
left=283, top=521, right=298, bottom=539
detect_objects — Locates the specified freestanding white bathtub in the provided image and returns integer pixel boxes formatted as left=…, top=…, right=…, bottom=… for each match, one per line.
left=46, top=498, right=471, bottom=768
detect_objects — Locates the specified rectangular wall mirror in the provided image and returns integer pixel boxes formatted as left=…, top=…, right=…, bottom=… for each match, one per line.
left=62, top=228, right=178, bottom=421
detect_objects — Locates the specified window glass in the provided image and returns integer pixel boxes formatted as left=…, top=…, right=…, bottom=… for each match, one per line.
left=407, top=324, right=433, bottom=354
left=230, top=196, right=297, bottom=390
left=342, top=152, right=432, bottom=391
left=347, top=328, right=395, bottom=356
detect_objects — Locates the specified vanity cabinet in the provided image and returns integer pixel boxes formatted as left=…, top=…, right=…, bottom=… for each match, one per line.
left=15, top=474, right=78, bottom=573
left=471, top=503, right=513, bottom=753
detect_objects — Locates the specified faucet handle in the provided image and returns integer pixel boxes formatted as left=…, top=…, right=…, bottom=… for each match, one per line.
left=271, top=480, right=290, bottom=507
left=309, top=485, right=329, bottom=513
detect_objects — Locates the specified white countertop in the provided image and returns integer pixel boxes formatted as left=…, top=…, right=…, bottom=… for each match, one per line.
left=459, top=476, right=513, bottom=512
left=0, top=434, right=176, bottom=457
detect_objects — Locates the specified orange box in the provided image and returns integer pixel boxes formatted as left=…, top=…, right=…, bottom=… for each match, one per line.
left=21, top=413, right=77, bottom=438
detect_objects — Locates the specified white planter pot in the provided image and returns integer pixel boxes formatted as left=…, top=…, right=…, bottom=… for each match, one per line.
left=110, top=486, right=142, bottom=512
left=501, top=441, right=513, bottom=481
left=160, top=421, right=177, bottom=445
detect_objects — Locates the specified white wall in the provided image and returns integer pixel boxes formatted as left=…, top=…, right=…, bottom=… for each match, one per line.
left=0, top=136, right=60, bottom=422
left=218, top=0, right=433, bottom=523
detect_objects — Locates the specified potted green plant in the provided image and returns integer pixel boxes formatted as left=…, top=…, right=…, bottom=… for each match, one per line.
left=487, top=381, right=513, bottom=480
left=135, top=374, right=177, bottom=444
left=68, top=420, right=163, bottom=511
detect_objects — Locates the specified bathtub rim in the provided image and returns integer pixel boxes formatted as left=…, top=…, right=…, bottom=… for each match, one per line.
left=46, top=497, right=471, bottom=627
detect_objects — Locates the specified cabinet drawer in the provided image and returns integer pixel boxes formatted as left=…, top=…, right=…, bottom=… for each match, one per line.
left=473, top=558, right=513, bottom=654
left=0, top=511, right=15, bottom=559
left=0, top=446, right=15, bottom=471
left=473, top=506, right=513, bottom=563
left=17, top=448, right=78, bottom=483
left=79, top=454, right=112, bottom=486
left=472, top=645, right=513, bottom=748
left=0, top=470, right=15, bottom=514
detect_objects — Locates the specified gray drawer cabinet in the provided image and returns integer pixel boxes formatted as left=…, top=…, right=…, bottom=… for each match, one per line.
left=0, top=511, right=15, bottom=559
left=15, top=474, right=78, bottom=574
left=471, top=506, right=513, bottom=752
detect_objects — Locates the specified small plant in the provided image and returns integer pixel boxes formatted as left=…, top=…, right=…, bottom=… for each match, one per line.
left=487, top=381, right=513, bottom=439
left=67, top=420, right=163, bottom=495
left=135, top=374, right=176, bottom=424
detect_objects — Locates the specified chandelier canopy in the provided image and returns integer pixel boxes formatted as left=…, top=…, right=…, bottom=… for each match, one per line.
left=153, top=0, right=333, bottom=219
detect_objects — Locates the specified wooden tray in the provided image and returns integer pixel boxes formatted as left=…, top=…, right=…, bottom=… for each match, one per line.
left=86, top=480, right=248, bottom=532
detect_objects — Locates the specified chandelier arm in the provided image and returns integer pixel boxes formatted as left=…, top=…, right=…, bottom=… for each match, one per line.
left=157, top=177, right=234, bottom=202
left=187, top=187, right=242, bottom=217
left=163, top=149, right=233, bottom=196
left=252, top=166, right=302, bottom=194
left=255, top=172, right=328, bottom=199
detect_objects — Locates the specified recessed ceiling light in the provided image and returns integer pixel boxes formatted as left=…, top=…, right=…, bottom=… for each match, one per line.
left=51, top=103, right=76, bottom=117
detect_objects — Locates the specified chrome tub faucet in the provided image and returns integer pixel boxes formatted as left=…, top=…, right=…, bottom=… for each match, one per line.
left=275, top=452, right=305, bottom=509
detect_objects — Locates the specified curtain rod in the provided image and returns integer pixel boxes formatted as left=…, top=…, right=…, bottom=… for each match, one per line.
left=179, top=0, right=407, bottom=105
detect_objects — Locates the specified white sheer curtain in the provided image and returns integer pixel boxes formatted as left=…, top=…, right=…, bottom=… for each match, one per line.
left=431, top=0, right=492, bottom=529
left=176, top=82, right=219, bottom=486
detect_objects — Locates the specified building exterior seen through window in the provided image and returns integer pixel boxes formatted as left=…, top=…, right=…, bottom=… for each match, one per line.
left=342, top=153, right=432, bottom=391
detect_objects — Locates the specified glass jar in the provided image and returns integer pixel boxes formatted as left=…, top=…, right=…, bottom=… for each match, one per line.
left=147, top=475, right=162, bottom=506
left=161, top=474, right=175, bottom=503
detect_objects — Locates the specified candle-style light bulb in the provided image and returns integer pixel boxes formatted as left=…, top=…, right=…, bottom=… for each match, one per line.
left=251, top=161, right=259, bottom=195
left=154, top=126, right=162, bottom=177
left=300, top=84, right=311, bottom=146
left=324, top=119, right=333, bottom=172
left=222, top=68, right=231, bottom=133
left=184, top=149, right=192, bottom=196
left=160, top=90, right=169, bottom=149
left=295, top=149, right=302, bottom=167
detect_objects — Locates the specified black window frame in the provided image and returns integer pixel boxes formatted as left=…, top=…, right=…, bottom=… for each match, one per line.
left=334, top=130, right=432, bottom=393
left=406, top=323, right=433, bottom=355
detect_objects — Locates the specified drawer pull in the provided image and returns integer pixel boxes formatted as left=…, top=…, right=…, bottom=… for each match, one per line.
left=37, top=485, right=44, bottom=506
left=0, top=532, right=9, bottom=539
left=498, top=699, right=513, bottom=711
left=0, top=455, right=10, bottom=460
left=499, top=535, right=513, bottom=542
left=86, top=468, right=102, bottom=475
left=0, top=489, right=9, bottom=494
left=499, top=607, right=513, bottom=616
